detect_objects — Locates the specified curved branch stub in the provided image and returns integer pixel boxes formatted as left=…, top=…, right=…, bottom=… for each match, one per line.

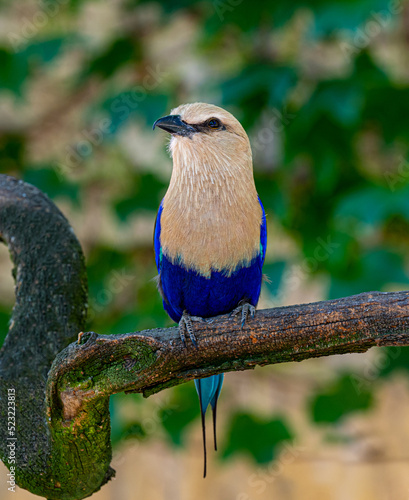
left=0, top=175, right=94, bottom=499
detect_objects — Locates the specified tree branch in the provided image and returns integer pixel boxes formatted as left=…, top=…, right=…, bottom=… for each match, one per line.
left=1, top=174, right=409, bottom=499
left=49, top=289, right=409, bottom=400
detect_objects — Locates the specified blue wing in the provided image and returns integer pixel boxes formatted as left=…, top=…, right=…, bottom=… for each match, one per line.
left=154, top=199, right=184, bottom=322
left=259, top=196, right=267, bottom=267
left=153, top=200, right=163, bottom=273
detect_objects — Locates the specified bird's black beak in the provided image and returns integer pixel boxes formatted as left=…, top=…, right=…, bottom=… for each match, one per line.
left=152, top=114, right=196, bottom=137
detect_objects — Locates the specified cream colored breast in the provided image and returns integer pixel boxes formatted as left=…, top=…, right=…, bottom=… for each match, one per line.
left=160, top=167, right=262, bottom=277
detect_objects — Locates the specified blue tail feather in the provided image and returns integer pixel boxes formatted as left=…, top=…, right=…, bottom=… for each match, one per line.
left=210, top=374, right=223, bottom=451
left=194, top=374, right=224, bottom=477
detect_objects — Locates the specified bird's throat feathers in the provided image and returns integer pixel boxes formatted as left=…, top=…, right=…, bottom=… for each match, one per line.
left=160, top=133, right=262, bottom=277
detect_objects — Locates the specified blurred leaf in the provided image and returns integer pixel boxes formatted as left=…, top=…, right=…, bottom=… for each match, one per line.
left=312, top=0, right=393, bottom=36
left=134, top=0, right=204, bottom=14
left=329, top=248, right=409, bottom=299
left=255, top=175, right=287, bottom=220
left=110, top=393, right=145, bottom=446
left=205, top=0, right=269, bottom=34
left=301, top=80, right=364, bottom=127
left=205, top=0, right=305, bottom=34
left=352, top=50, right=390, bottom=89
left=378, top=347, right=409, bottom=378
left=159, top=383, right=200, bottom=446
left=364, top=87, right=409, bottom=143
left=83, top=37, right=141, bottom=79
left=0, top=47, right=29, bottom=95
left=114, top=173, right=166, bottom=220
left=334, top=185, right=409, bottom=228
left=0, top=38, right=65, bottom=95
left=100, top=93, right=168, bottom=136
left=310, top=374, right=373, bottom=424
left=23, top=167, right=80, bottom=203
left=0, top=308, right=11, bottom=349
left=98, top=311, right=141, bottom=336
left=135, top=279, right=172, bottom=329
left=222, top=412, right=293, bottom=463
left=120, top=422, right=145, bottom=440
left=0, top=134, right=26, bottom=171
left=86, top=247, right=133, bottom=309
left=24, top=38, right=65, bottom=64
left=222, top=65, right=297, bottom=128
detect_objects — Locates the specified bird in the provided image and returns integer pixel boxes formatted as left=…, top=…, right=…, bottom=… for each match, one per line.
left=152, top=102, right=267, bottom=477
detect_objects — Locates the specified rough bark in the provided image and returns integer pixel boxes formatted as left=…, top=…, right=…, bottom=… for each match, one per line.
left=0, top=174, right=109, bottom=500
left=1, top=174, right=409, bottom=499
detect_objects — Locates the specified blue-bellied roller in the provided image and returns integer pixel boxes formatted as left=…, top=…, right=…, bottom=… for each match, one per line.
left=153, top=103, right=267, bottom=476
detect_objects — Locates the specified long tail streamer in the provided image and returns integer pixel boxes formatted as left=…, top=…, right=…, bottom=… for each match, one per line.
left=194, top=374, right=224, bottom=477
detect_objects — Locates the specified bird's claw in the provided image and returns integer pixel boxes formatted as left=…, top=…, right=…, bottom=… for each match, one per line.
left=230, top=301, right=256, bottom=329
left=178, top=311, right=205, bottom=347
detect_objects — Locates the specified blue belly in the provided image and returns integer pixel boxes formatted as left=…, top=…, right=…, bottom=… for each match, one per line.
left=160, top=254, right=263, bottom=323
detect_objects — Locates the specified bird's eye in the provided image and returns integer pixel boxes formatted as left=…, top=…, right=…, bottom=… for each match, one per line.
left=207, top=118, right=221, bottom=129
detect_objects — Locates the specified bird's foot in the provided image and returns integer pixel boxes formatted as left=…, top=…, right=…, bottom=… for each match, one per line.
left=178, top=310, right=206, bottom=347
left=230, top=300, right=256, bottom=329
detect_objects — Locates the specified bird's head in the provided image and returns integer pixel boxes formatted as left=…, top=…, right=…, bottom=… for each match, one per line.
left=153, top=103, right=252, bottom=171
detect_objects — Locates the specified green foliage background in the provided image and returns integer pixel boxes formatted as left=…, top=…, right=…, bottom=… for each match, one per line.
left=1, top=0, right=409, bottom=483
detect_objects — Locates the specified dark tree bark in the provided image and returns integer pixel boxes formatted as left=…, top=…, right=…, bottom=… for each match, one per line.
left=1, top=174, right=409, bottom=499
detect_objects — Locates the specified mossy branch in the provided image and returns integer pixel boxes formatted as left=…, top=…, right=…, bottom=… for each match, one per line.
left=1, top=174, right=409, bottom=499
